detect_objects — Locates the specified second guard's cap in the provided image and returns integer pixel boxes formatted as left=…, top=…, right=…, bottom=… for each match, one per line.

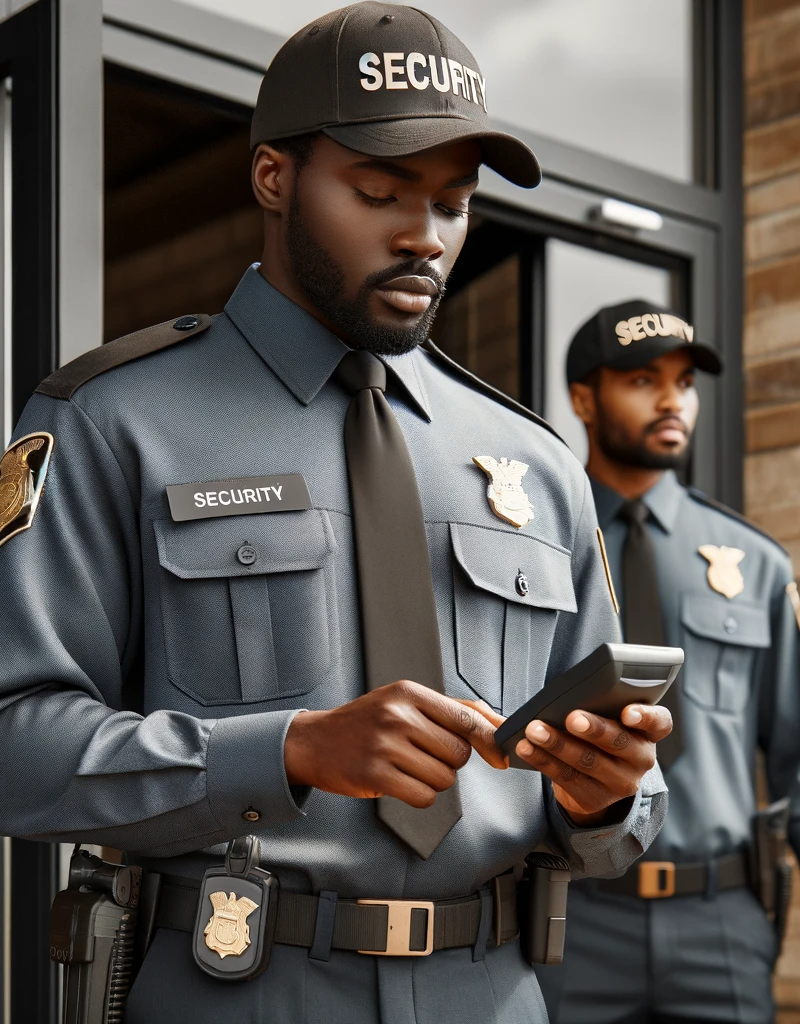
left=250, top=1, right=541, bottom=188
left=566, top=298, right=723, bottom=385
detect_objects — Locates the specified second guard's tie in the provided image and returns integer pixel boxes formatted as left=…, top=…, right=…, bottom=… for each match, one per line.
left=619, top=498, right=684, bottom=769
left=336, top=349, right=462, bottom=859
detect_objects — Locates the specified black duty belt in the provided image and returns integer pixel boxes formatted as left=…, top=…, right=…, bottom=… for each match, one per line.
left=594, top=851, right=748, bottom=900
left=154, top=872, right=519, bottom=956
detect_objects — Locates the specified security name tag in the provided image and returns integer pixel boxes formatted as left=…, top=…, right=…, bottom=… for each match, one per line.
left=167, top=474, right=311, bottom=522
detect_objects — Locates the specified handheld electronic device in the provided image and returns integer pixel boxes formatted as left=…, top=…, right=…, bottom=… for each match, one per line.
left=495, top=642, right=684, bottom=770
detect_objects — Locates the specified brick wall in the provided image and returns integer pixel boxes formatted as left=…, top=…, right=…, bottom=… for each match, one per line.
left=744, top=2, right=800, bottom=1019
left=744, top=0, right=800, bottom=564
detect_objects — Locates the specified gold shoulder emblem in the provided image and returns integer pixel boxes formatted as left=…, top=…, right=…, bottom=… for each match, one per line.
left=473, top=455, right=534, bottom=529
left=698, top=544, right=745, bottom=599
left=203, top=890, right=259, bottom=959
left=0, top=432, right=54, bottom=548
left=596, top=527, right=620, bottom=615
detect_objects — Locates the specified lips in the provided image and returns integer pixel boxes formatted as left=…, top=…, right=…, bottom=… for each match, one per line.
left=649, top=418, right=687, bottom=444
left=374, top=275, right=441, bottom=316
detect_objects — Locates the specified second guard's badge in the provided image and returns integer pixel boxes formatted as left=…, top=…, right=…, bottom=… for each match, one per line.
left=473, top=455, right=534, bottom=529
left=0, top=431, right=54, bottom=548
left=204, top=891, right=259, bottom=959
left=698, top=545, right=745, bottom=599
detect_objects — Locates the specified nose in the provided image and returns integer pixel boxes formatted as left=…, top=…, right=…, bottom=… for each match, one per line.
left=658, top=381, right=685, bottom=411
left=389, top=210, right=445, bottom=262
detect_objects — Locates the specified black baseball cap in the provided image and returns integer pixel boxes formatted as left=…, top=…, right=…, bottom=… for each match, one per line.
left=566, top=299, right=723, bottom=385
left=250, top=2, right=541, bottom=188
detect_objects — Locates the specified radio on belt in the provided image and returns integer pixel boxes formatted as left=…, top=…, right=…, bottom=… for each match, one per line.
left=496, top=642, right=684, bottom=769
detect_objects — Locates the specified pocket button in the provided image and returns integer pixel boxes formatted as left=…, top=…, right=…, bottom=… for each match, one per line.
left=724, top=615, right=738, bottom=635
left=515, top=571, right=529, bottom=597
left=237, top=544, right=258, bottom=567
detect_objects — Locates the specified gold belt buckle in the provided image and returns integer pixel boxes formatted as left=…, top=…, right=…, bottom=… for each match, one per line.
left=638, top=861, right=676, bottom=899
left=357, top=899, right=435, bottom=956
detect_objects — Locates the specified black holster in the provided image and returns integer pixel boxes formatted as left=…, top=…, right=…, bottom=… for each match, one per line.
left=518, top=852, right=571, bottom=966
left=749, top=797, right=793, bottom=953
left=50, top=849, right=142, bottom=1024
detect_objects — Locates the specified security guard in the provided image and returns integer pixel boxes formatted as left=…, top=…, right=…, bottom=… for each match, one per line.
left=536, top=299, right=800, bottom=1024
left=0, top=9, right=671, bottom=1024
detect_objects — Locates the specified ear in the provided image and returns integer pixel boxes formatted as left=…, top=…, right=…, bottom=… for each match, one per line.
left=252, top=144, right=294, bottom=214
left=570, top=381, right=596, bottom=427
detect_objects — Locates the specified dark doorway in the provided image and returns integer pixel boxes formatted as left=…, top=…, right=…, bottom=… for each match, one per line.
left=104, top=65, right=259, bottom=341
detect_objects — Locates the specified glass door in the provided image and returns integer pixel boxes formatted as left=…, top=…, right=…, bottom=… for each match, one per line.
left=434, top=198, right=720, bottom=497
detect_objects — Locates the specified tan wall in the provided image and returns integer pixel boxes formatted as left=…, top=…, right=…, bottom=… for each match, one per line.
left=745, top=2, right=800, bottom=1019
left=744, top=0, right=800, bottom=563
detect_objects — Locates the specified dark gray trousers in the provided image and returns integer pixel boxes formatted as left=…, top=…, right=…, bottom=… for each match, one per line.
left=535, top=882, right=777, bottom=1024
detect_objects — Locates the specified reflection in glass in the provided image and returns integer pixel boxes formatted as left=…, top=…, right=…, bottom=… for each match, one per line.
left=432, top=254, right=519, bottom=400
left=545, top=239, right=671, bottom=464
left=182, top=0, right=693, bottom=182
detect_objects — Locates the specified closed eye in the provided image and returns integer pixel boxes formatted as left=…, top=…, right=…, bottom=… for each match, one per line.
left=354, top=188, right=396, bottom=208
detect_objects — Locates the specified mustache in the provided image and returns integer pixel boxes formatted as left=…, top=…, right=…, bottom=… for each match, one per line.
left=363, top=259, right=446, bottom=298
left=644, top=415, right=688, bottom=437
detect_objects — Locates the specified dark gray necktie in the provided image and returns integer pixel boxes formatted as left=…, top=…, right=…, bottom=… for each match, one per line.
left=336, top=350, right=462, bottom=859
left=619, top=498, right=684, bottom=769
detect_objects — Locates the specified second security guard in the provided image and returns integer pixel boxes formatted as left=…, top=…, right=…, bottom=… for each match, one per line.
left=537, top=299, right=800, bottom=1024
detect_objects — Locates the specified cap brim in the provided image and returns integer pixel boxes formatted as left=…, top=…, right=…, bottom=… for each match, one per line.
left=608, top=338, right=723, bottom=376
left=324, top=117, right=541, bottom=189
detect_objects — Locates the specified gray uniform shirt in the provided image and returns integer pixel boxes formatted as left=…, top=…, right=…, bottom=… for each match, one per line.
left=0, top=268, right=666, bottom=1022
left=592, top=471, right=800, bottom=860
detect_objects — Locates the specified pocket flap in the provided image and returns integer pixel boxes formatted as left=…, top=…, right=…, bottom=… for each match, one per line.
left=450, top=523, right=577, bottom=611
left=680, top=592, right=771, bottom=648
left=154, top=509, right=336, bottom=579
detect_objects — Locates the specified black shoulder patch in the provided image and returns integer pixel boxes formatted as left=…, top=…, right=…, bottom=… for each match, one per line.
left=36, top=314, right=215, bottom=401
left=687, top=486, right=789, bottom=557
left=422, top=340, right=568, bottom=446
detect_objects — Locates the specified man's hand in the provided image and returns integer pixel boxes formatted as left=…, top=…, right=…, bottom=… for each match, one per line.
left=284, top=681, right=508, bottom=807
left=515, top=705, right=673, bottom=827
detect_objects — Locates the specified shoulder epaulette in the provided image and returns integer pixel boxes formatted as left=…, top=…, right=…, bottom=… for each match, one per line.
left=422, top=340, right=567, bottom=446
left=687, top=486, right=789, bottom=557
left=36, top=314, right=215, bottom=401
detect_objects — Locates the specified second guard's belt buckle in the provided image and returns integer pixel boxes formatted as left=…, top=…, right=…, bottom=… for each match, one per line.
left=357, top=899, right=435, bottom=956
left=638, top=861, right=676, bottom=899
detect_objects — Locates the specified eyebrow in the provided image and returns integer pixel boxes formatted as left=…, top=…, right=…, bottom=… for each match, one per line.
left=349, top=161, right=480, bottom=189
left=444, top=170, right=480, bottom=189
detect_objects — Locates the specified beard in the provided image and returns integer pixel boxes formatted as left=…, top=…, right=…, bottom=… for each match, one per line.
left=595, top=406, right=693, bottom=470
left=285, top=192, right=444, bottom=356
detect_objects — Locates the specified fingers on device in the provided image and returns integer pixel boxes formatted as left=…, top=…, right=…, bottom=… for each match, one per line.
left=495, top=642, right=684, bottom=770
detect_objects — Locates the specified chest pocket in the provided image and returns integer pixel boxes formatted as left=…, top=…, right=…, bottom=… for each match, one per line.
left=154, top=510, right=338, bottom=707
left=450, top=523, right=576, bottom=714
left=679, top=593, right=770, bottom=714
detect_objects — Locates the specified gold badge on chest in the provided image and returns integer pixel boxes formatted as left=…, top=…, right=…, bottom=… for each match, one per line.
left=473, top=456, right=534, bottom=529
left=204, top=890, right=259, bottom=959
left=698, top=544, right=745, bottom=599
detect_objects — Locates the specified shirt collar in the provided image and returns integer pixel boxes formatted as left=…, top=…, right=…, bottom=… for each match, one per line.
left=224, top=266, right=432, bottom=421
left=589, top=470, right=684, bottom=534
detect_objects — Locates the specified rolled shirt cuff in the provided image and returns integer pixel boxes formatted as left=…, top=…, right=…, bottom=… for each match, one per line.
left=205, top=708, right=309, bottom=834
left=545, top=762, right=668, bottom=880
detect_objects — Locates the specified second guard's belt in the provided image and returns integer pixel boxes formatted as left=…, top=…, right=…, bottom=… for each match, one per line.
left=593, top=851, right=748, bottom=900
left=154, top=872, right=520, bottom=956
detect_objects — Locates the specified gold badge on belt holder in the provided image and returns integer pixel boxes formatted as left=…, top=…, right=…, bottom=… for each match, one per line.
left=192, top=836, right=279, bottom=982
